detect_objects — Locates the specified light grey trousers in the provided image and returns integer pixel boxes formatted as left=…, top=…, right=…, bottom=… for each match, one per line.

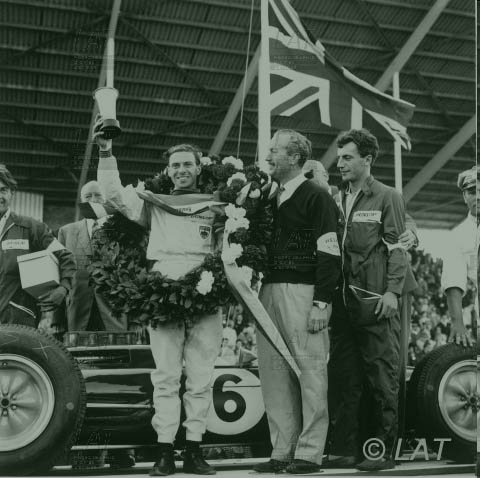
left=257, top=283, right=329, bottom=465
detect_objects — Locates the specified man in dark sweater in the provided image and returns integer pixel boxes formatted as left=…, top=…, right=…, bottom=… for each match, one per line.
left=326, top=129, right=409, bottom=472
left=253, top=130, right=341, bottom=475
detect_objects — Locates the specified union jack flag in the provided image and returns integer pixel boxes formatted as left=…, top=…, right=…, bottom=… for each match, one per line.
left=265, top=0, right=415, bottom=149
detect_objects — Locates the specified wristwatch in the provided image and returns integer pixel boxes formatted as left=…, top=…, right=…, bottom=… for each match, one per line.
left=312, top=300, right=328, bottom=310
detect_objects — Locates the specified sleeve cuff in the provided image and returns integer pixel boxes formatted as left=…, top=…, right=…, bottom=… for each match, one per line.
left=313, top=289, right=332, bottom=303
left=386, top=285, right=403, bottom=296
left=99, top=149, right=113, bottom=158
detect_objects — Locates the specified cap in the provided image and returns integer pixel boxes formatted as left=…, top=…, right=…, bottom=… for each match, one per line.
left=457, top=166, right=477, bottom=191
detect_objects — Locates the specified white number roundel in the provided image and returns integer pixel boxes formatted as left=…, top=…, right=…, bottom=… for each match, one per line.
left=206, top=368, right=265, bottom=435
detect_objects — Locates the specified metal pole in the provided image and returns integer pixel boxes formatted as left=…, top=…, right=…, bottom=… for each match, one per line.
left=392, top=72, right=402, bottom=193
left=403, top=116, right=475, bottom=202
left=258, top=0, right=271, bottom=173
left=75, top=0, right=122, bottom=220
left=209, top=46, right=260, bottom=156
left=392, top=71, right=408, bottom=451
left=375, top=0, right=451, bottom=92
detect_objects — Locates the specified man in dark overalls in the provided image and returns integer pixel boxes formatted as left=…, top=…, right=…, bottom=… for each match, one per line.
left=326, top=129, right=409, bottom=472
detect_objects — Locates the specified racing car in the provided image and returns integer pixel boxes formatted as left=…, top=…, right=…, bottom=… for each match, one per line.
left=0, top=324, right=477, bottom=475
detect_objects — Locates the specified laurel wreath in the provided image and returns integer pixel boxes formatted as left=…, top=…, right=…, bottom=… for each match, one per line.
left=89, top=156, right=273, bottom=327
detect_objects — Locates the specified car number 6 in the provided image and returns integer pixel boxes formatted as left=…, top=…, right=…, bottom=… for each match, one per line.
left=206, top=369, right=265, bottom=435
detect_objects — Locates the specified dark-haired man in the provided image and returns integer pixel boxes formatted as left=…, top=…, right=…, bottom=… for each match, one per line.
left=254, top=129, right=341, bottom=474
left=327, top=129, right=410, bottom=472
left=0, top=166, right=75, bottom=328
left=94, top=117, right=221, bottom=476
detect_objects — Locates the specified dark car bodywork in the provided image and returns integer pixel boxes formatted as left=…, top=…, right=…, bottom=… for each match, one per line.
left=72, top=343, right=270, bottom=454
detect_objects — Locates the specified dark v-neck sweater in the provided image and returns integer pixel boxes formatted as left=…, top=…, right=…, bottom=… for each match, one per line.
left=264, top=180, right=341, bottom=303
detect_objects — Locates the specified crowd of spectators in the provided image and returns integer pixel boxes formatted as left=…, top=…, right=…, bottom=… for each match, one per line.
left=218, top=304, right=258, bottom=366
left=407, top=248, right=476, bottom=366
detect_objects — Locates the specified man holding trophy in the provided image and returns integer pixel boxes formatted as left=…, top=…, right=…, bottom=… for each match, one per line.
left=94, top=114, right=222, bottom=476
left=0, top=166, right=76, bottom=329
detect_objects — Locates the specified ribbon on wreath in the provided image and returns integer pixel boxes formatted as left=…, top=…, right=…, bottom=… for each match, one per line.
left=221, top=232, right=301, bottom=379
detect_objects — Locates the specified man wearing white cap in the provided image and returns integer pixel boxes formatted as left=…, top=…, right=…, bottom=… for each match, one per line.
left=441, top=165, right=478, bottom=346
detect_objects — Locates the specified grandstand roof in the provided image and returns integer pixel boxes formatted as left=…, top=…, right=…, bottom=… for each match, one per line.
left=0, top=0, right=476, bottom=228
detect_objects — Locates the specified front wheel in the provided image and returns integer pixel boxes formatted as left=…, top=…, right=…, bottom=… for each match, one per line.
left=0, top=324, right=86, bottom=475
left=413, top=343, right=478, bottom=463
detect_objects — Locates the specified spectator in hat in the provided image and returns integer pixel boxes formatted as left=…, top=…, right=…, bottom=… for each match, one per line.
left=0, top=166, right=75, bottom=329
left=441, top=166, right=478, bottom=346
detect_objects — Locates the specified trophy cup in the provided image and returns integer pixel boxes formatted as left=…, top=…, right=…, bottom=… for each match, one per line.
left=93, top=38, right=121, bottom=139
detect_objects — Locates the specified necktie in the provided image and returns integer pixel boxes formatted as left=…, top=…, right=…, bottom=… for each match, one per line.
left=91, top=220, right=100, bottom=237
left=277, top=186, right=286, bottom=207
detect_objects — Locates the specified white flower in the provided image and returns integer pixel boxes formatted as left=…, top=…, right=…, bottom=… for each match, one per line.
left=248, top=188, right=261, bottom=199
left=225, top=204, right=246, bottom=219
left=135, top=180, right=145, bottom=193
left=238, top=266, right=253, bottom=285
left=195, top=270, right=215, bottom=295
left=222, top=156, right=244, bottom=170
left=227, top=172, right=247, bottom=187
left=200, top=156, right=212, bottom=166
left=221, top=243, right=243, bottom=264
left=225, top=216, right=250, bottom=233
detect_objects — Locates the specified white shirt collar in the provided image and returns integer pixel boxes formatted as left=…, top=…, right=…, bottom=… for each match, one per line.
left=278, top=173, right=307, bottom=207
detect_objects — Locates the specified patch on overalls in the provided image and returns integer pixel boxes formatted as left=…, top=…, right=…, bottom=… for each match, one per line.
left=2, top=239, right=29, bottom=250
left=199, top=225, right=212, bottom=240
left=352, top=210, right=382, bottom=223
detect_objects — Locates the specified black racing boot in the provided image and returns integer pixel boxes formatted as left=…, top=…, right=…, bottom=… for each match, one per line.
left=183, top=441, right=215, bottom=475
left=150, top=443, right=176, bottom=476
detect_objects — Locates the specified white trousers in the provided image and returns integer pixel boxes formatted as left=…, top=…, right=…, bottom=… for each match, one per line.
left=149, top=311, right=223, bottom=443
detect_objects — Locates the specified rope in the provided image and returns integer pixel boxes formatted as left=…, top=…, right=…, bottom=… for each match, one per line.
left=236, top=0, right=255, bottom=161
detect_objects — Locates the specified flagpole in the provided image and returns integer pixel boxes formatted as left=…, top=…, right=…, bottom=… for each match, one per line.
left=392, top=72, right=402, bottom=193
left=258, top=0, right=271, bottom=173
left=392, top=70, right=408, bottom=451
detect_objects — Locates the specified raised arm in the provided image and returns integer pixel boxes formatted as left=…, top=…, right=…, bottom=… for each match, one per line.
left=94, top=115, right=147, bottom=227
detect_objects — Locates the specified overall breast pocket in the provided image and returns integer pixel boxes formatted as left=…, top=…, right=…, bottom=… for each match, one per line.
left=349, top=211, right=382, bottom=253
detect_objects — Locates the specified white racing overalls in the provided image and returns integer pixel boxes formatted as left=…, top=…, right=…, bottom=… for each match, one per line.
left=98, top=157, right=222, bottom=443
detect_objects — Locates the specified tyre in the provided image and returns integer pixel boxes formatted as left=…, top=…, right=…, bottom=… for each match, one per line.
left=0, top=324, right=86, bottom=475
left=405, top=352, right=434, bottom=430
left=413, top=343, right=478, bottom=463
